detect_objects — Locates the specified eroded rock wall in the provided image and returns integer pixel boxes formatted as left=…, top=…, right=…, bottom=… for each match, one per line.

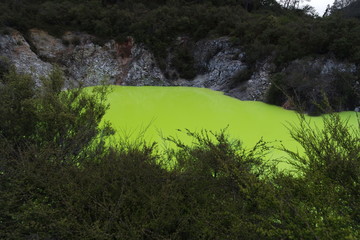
left=0, top=29, right=265, bottom=98
left=174, top=37, right=247, bottom=92
left=1, top=28, right=357, bottom=111
left=0, top=30, right=52, bottom=85
left=0, top=29, right=166, bottom=88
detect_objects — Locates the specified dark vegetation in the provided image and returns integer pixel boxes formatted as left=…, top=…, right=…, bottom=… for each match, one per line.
left=1, top=0, right=360, bottom=66
left=1, top=66, right=360, bottom=239
left=0, top=0, right=359, bottom=64
left=266, top=57, right=360, bottom=115
left=0, top=2, right=360, bottom=237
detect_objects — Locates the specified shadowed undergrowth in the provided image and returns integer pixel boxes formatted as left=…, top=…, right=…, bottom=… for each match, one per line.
left=1, top=69, right=359, bottom=239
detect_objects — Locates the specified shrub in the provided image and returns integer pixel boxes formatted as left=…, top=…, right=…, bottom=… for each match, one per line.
left=281, top=113, right=360, bottom=238
left=0, top=68, right=113, bottom=239
left=1, top=68, right=360, bottom=239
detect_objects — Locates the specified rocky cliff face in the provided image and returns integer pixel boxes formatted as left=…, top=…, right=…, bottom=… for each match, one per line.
left=0, top=29, right=270, bottom=100
left=0, top=29, right=167, bottom=88
left=228, top=59, right=274, bottom=101
left=0, top=30, right=52, bottom=85
left=173, top=38, right=247, bottom=90
left=0, top=28, right=358, bottom=111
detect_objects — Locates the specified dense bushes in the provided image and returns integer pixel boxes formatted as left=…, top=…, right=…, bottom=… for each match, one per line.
left=282, top=114, right=360, bottom=238
left=1, top=69, right=360, bottom=239
left=1, top=0, right=360, bottom=68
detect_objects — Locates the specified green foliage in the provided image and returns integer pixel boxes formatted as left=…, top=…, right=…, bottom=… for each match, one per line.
left=1, top=0, right=360, bottom=233
left=0, top=68, right=114, bottom=239
left=0, top=0, right=359, bottom=65
left=281, top=114, right=360, bottom=238
left=1, top=70, right=360, bottom=239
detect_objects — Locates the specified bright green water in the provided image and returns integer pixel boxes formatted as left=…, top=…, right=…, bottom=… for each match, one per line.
left=102, top=86, right=358, bottom=161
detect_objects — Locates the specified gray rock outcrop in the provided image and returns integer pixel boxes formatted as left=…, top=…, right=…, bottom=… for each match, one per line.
left=1, top=30, right=269, bottom=100
left=60, top=39, right=122, bottom=87
left=228, top=59, right=274, bottom=101
left=174, top=37, right=248, bottom=92
left=123, top=45, right=168, bottom=86
left=0, top=28, right=358, bottom=112
left=0, top=29, right=166, bottom=88
left=29, top=29, right=66, bottom=60
left=0, top=29, right=52, bottom=84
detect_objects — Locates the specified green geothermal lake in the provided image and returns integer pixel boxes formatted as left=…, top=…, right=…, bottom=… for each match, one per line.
left=100, top=86, right=358, bottom=161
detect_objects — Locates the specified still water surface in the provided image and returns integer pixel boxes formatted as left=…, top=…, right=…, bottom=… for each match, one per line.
left=102, top=86, right=357, bottom=161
